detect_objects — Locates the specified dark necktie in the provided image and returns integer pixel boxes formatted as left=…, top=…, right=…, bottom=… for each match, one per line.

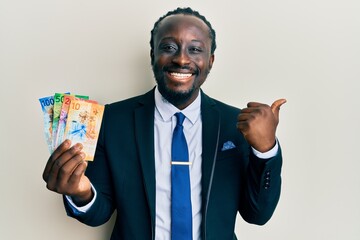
left=171, top=112, right=192, bottom=240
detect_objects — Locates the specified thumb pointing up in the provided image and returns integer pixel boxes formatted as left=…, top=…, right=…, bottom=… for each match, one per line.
left=271, top=99, right=287, bottom=123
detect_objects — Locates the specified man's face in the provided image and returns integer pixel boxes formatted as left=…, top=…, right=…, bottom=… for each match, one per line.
left=151, top=14, right=214, bottom=109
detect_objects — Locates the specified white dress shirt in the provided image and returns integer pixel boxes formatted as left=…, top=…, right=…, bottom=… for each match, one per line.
left=66, top=87, right=278, bottom=240
left=154, top=87, right=203, bottom=240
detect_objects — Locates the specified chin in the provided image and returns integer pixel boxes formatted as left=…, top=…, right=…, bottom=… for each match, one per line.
left=157, top=79, right=196, bottom=107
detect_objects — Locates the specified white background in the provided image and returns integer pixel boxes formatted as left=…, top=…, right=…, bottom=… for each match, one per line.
left=1, top=0, right=359, bottom=239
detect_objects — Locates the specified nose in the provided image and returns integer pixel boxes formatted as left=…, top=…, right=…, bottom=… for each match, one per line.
left=172, top=49, right=191, bottom=66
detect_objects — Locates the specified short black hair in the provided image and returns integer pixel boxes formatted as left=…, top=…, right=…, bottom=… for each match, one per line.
left=150, top=7, right=217, bottom=55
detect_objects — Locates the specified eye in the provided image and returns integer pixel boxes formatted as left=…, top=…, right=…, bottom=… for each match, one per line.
left=159, top=44, right=177, bottom=53
left=189, top=47, right=203, bottom=53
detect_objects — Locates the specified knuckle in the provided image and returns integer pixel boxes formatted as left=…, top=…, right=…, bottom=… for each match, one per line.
left=240, top=121, right=250, bottom=130
left=75, top=153, right=85, bottom=162
left=49, top=166, right=57, bottom=176
left=42, top=172, right=47, bottom=182
left=264, top=105, right=272, bottom=113
left=46, top=183, right=52, bottom=190
left=46, top=182, right=56, bottom=192
left=73, top=169, right=83, bottom=177
left=54, top=158, right=62, bottom=168
left=257, top=107, right=267, bottom=115
left=55, top=183, right=68, bottom=194
left=54, top=185, right=62, bottom=193
left=70, top=147, right=78, bottom=154
left=246, top=115, right=255, bottom=123
left=58, top=166, right=69, bottom=177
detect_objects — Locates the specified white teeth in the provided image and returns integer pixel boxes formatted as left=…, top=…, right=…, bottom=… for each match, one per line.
left=169, top=72, right=192, bottom=78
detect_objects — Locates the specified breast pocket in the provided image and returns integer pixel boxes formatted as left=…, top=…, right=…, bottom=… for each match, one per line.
left=216, top=148, right=239, bottom=161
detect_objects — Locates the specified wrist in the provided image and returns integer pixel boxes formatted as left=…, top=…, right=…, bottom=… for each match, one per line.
left=72, top=189, right=94, bottom=207
left=253, top=139, right=276, bottom=153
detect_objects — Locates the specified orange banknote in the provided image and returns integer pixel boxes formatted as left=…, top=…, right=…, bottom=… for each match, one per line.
left=63, top=99, right=104, bottom=161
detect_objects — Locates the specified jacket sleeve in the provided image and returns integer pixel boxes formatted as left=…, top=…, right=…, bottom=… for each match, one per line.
left=63, top=105, right=116, bottom=226
left=238, top=144, right=282, bottom=225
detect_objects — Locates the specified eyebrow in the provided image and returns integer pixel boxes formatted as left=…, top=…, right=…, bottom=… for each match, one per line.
left=190, top=39, right=204, bottom=44
left=160, top=37, right=204, bottom=44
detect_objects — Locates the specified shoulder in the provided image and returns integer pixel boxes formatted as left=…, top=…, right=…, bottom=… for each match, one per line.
left=105, top=88, right=155, bottom=113
left=99, top=88, right=155, bottom=128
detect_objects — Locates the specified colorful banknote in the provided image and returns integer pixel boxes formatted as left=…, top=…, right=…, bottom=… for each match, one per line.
left=51, top=93, right=70, bottom=150
left=63, top=99, right=104, bottom=161
left=39, top=95, right=55, bottom=153
left=53, top=94, right=89, bottom=150
left=39, top=93, right=104, bottom=160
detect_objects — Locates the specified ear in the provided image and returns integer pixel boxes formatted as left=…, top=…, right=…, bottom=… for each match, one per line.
left=209, top=54, right=215, bottom=70
left=150, top=50, right=154, bottom=66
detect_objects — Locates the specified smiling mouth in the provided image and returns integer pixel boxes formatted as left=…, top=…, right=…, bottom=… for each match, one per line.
left=168, top=72, right=193, bottom=79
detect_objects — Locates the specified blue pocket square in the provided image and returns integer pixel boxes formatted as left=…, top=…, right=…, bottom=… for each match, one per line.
left=221, top=141, right=236, bottom=151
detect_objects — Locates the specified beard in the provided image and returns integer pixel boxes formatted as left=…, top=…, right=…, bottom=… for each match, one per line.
left=157, top=78, right=196, bottom=107
left=152, top=64, right=198, bottom=107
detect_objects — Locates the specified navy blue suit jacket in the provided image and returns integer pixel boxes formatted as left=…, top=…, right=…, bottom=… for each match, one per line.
left=65, top=88, right=282, bottom=240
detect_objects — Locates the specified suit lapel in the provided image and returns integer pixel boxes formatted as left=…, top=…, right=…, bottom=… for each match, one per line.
left=134, top=89, right=156, bottom=238
left=201, top=91, right=220, bottom=216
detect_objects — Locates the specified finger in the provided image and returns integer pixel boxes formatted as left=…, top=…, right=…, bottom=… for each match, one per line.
left=44, top=143, right=83, bottom=187
left=240, top=105, right=267, bottom=116
left=72, top=159, right=88, bottom=178
left=270, top=98, right=287, bottom=118
left=236, top=121, right=250, bottom=135
left=237, top=112, right=254, bottom=121
left=58, top=152, right=86, bottom=181
left=43, top=140, right=71, bottom=182
left=52, top=139, right=72, bottom=162
left=247, top=102, right=267, bottom=108
left=56, top=152, right=86, bottom=192
left=46, top=150, right=85, bottom=193
left=68, top=160, right=88, bottom=187
left=239, top=108, right=254, bottom=114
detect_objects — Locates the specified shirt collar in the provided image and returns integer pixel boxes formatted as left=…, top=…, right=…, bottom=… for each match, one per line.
left=154, top=86, right=201, bottom=125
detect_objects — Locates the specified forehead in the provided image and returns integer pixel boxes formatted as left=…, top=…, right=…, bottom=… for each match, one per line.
left=155, top=14, right=211, bottom=43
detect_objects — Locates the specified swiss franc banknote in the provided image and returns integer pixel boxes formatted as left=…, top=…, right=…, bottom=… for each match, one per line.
left=63, top=99, right=104, bottom=161
left=51, top=93, right=71, bottom=150
left=39, top=95, right=55, bottom=153
left=54, top=94, right=89, bottom=149
left=39, top=93, right=104, bottom=160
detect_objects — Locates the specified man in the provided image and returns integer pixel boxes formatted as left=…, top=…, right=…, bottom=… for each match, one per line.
left=43, top=7, right=286, bottom=240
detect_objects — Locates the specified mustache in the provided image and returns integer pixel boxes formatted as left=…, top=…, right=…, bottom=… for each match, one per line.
left=163, top=65, right=199, bottom=75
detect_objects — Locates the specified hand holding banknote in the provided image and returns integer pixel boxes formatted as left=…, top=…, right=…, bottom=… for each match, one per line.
left=40, top=92, right=104, bottom=205
left=42, top=140, right=93, bottom=206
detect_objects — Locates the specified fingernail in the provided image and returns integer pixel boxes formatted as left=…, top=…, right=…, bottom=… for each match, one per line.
left=80, top=152, right=86, bottom=159
left=75, top=143, right=83, bottom=151
left=63, top=140, right=70, bottom=147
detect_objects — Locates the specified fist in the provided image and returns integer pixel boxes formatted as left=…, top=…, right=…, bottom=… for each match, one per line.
left=237, top=99, right=286, bottom=152
left=42, top=140, right=93, bottom=205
